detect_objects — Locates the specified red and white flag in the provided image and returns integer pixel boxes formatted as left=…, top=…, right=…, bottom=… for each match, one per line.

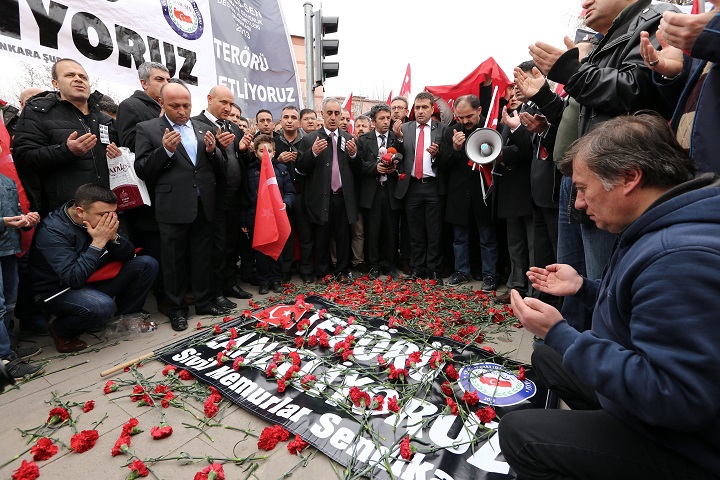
left=252, top=148, right=290, bottom=260
left=341, top=92, right=354, bottom=134
left=399, top=64, right=411, bottom=98
left=691, top=1, right=704, bottom=14
left=386, top=90, right=393, bottom=106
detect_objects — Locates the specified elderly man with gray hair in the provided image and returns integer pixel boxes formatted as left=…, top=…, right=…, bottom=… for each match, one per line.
left=499, top=114, right=720, bottom=479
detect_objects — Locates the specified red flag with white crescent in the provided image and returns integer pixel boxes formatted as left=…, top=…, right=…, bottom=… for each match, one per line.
left=341, top=92, right=354, bottom=134
left=252, top=147, right=290, bottom=260
left=399, top=64, right=411, bottom=98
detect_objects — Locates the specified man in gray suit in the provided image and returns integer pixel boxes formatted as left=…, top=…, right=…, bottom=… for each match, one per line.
left=134, top=82, right=224, bottom=331
left=393, top=92, right=447, bottom=284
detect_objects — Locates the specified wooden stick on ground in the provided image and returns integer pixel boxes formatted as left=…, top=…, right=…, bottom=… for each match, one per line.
left=100, top=352, right=155, bottom=377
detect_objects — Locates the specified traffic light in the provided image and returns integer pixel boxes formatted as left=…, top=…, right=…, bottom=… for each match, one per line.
left=314, top=10, right=339, bottom=86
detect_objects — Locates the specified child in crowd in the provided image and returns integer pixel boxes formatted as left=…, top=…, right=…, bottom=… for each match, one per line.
left=0, top=171, right=42, bottom=379
left=241, top=135, right=295, bottom=294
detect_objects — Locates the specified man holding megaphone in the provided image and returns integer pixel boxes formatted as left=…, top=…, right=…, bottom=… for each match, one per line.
left=437, top=94, right=500, bottom=292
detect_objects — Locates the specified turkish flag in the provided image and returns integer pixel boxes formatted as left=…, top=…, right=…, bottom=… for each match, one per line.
left=386, top=90, right=393, bottom=106
left=691, top=1, right=703, bottom=14
left=425, top=57, right=511, bottom=110
left=0, top=117, right=34, bottom=255
left=341, top=92, right=354, bottom=134
left=252, top=148, right=290, bottom=260
left=253, top=304, right=311, bottom=326
left=399, top=63, right=411, bottom=98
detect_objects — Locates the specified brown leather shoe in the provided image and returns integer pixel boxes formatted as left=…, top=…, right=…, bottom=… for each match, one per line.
left=48, top=323, right=87, bottom=353
left=495, top=292, right=512, bottom=304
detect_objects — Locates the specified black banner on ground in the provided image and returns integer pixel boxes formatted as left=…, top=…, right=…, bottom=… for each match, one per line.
left=159, top=296, right=546, bottom=479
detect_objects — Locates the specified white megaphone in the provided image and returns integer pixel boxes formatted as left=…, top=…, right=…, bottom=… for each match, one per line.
left=465, top=128, right=503, bottom=165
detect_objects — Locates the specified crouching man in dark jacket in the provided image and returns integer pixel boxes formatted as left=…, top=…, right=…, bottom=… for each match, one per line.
left=30, top=184, right=158, bottom=353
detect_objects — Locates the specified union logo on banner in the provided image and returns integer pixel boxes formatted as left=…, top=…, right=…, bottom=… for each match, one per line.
left=161, top=0, right=204, bottom=40
left=459, top=362, right=536, bottom=407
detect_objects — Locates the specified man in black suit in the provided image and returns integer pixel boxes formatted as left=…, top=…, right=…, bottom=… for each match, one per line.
left=297, top=97, right=358, bottom=283
left=357, top=104, right=402, bottom=278
left=192, top=85, right=254, bottom=310
left=134, top=82, right=224, bottom=331
left=437, top=94, right=499, bottom=291
left=393, top=92, right=447, bottom=284
left=115, top=61, right=171, bottom=313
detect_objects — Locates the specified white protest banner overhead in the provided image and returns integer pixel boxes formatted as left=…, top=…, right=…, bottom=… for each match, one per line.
left=0, top=0, right=300, bottom=116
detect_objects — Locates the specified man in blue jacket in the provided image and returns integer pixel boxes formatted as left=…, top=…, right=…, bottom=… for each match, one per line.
left=500, top=114, right=720, bottom=479
left=30, top=184, right=158, bottom=353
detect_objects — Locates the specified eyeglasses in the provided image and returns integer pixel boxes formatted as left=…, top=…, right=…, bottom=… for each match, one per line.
left=391, top=106, right=407, bottom=111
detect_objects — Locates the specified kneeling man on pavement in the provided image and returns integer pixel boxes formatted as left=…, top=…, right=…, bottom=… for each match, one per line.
left=499, top=115, right=720, bottom=480
left=30, top=184, right=159, bottom=353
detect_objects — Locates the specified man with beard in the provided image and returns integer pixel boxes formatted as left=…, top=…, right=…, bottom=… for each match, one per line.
left=438, top=94, right=498, bottom=291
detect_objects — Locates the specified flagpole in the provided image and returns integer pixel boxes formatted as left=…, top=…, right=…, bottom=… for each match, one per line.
left=483, top=86, right=499, bottom=129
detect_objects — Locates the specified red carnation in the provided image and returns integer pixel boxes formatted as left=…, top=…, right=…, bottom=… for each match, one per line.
left=294, top=337, right=304, bottom=348
left=405, top=351, right=422, bottom=368
left=266, top=362, right=278, bottom=378
left=277, top=378, right=287, bottom=393
left=11, top=460, right=39, bottom=480
left=461, top=390, right=480, bottom=405
left=193, top=462, right=225, bottom=480
left=70, top=429, right=99, bottom=453
left=128, top=459, right=149, bottom=479
left=162, top=365, right=177, bottom=376
left=82, top=400, right=95, bottom=413
left=387, top=396, right=400, bottom=413
left=445, top=364, right=459, bottom=380
left=399, top=435, right=413, bottom=461
left=104, top=380, right=118, bottom=394
left=213, top=324, right=221, bottom=334
left=349, top=386, right=371, bottom=408
left=47, top=407, right=69, bottom=425
left=300, top=374, right=316, bottom=390
left=377, top=354, right=387, bottom=367
left=31, top=437, right=58, bottom=461
left=121, top=418, right=141, bottom=436
left=371, top=394, right=385, bottom=410
left=308, top=335, right=318, bottom=347
left=204, top=396, right=220, bottom=418
left=446, top=397, right=459, bottom=416
left=399, top=173, right=407, bottom=181
left=257, top=424, right=290, bottom=451
left=287, top=434, right=310, bottom=455
left=232, top=356, right=245, bottom=371
left=288, top=351, right=301, bottom=366
left=475, top=405, right=497, bottom=424
left=151, top=424, right=173, bottom=439
left=517, top=365, right=526, bottom=381
left=229, top=327, right=238, bottom=339
left=296, top=318, right=310, bottom=332
left=111, top=434, right=131, bottom=456
left=178, top=369, right=194, bottom=381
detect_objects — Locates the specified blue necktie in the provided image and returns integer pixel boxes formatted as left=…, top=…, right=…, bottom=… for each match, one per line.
left=173, top=123, right=197, bottom=165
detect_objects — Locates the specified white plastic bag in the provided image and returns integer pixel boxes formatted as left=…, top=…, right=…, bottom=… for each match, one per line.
left=107, top=147, right=151, bottom=210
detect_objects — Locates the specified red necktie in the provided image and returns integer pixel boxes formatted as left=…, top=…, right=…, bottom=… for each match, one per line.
left=415, top=123, right=426, bottom=180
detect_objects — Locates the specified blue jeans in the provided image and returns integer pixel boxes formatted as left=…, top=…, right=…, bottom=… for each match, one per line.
left=0, top=255, right=19, bottom=358
left=557, top=176, right=615, bottom=330
left=453, top=224, right=498, bottom=279
left=45, top=256, right=158, bottom=338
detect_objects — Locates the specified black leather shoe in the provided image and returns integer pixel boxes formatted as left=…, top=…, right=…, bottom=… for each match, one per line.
left=301, top=274, right=314, bottom=284
left=281, top=273, right=291, bottom=283
left=195, top=305, right=230, bottom=316
left=270, top=281, right=283, bottom=293
left=336, top=273, right=352, bottom=284
left=430, top=271, right=444, bottom=285
left=213, top=295, right=237, bottom=309
left=170, top=315, right=188, bottom=331
left=258, top=284, right=270, bottom=295
left=405, top=269, right=426, bottom=281
left=224, top=285, right=253, bottom=299
left=368, top=267, right=380, bottom=279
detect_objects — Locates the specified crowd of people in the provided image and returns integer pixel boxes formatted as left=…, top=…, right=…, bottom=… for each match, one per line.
left=0, top=0, right=718, bottom=477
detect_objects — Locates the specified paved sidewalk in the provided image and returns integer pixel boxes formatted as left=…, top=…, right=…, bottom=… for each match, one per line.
left=0, top=277, right=533, bottom=479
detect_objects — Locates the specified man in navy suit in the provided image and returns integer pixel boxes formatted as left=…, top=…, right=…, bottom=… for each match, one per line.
left=134, top=81, right=224, bottom=331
